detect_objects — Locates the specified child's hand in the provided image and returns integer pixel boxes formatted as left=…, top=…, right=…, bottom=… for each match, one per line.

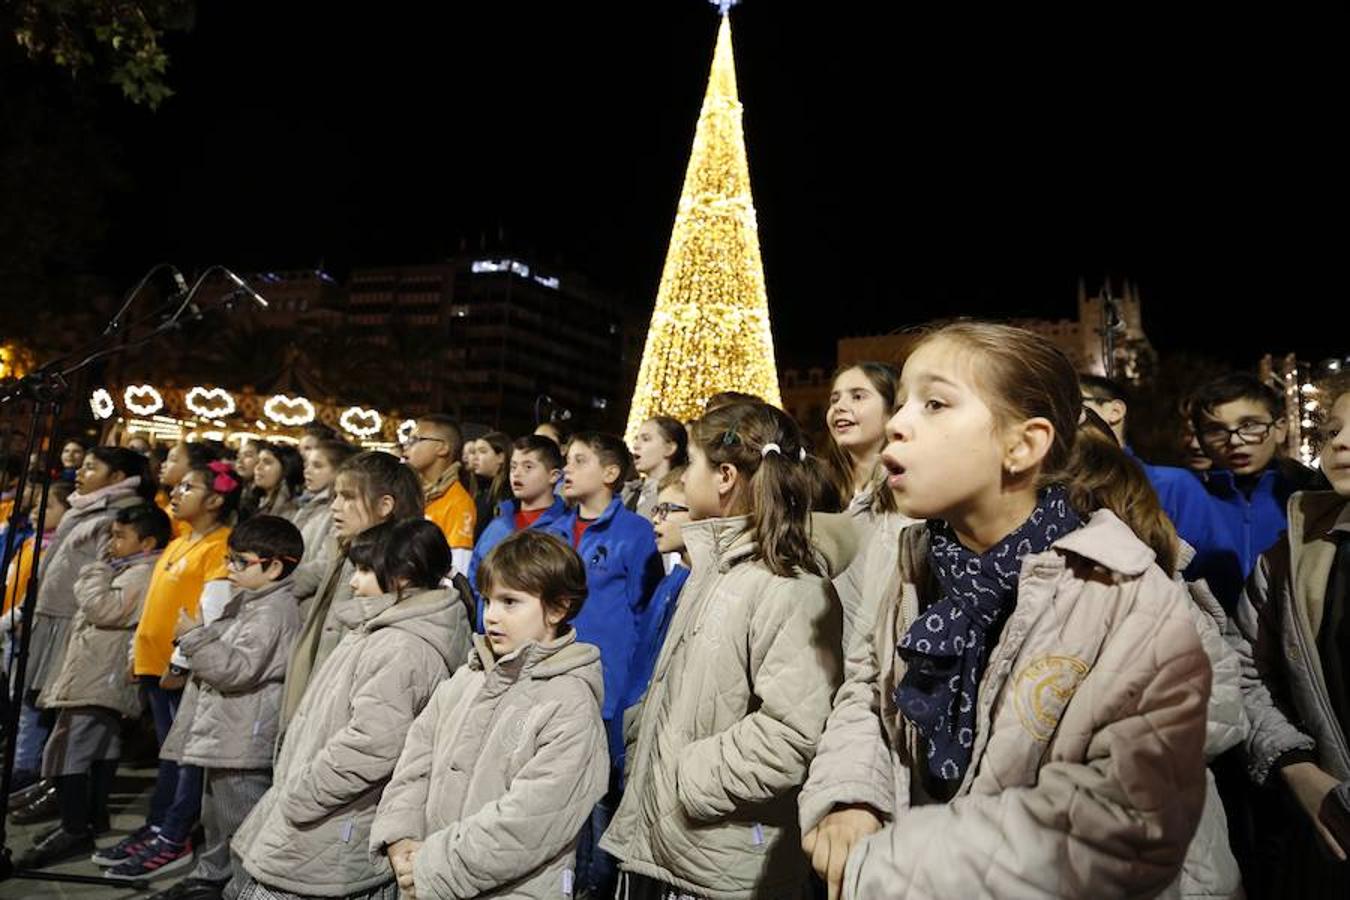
left=803, top=804, right=883, bottom=900
left=388, top=839, right=422, bottom=897
left=1282, top=762, right=1347, bottom=860
left=173, top=609, right=202, bottom=641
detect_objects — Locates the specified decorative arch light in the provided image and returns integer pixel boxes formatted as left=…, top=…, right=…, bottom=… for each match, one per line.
left=397, top=418, right=417, bottom=444
left=263, top=394, right=316, bottom=427
left=123, top=384, right=164, bottom=416
left=340, top=406, right=383, bottom=439
left=185, top=386, right=237, bottom=419
left=90, top=389, right=115, bottom=420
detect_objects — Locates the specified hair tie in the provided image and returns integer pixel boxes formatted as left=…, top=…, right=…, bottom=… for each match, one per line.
left=206, top=460, right=240, bottom=494
left=760, top=442, right=782, bottom=458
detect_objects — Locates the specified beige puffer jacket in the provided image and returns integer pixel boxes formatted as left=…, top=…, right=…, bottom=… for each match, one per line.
left=799, top=511, right=1211, bottom=899
left=1233, top=492, right=1350, bottom=787
left=290, top=487, right=335, bottom=567
left=39, top=554, right=158, bottom=717
left=834, top=506, right=916, bottom=665
left=232, top=587, right=469, bottom=897
left=160, top=579, right=302, bottom=770
left=281, top=545, right=354, bottom=728
left=600, top=516, right=844, bottom=900
left=370, top=631, right=608, bottom=899
left=1172, top=545, right=1247, bottom=900
left=28, top=480, right=144, bottom=690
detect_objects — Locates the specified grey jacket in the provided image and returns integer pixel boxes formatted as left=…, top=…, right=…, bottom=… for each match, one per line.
left=39, top=555, right=157, bottom=717
left=1232, top=491, right=1350, bottom=804
left=1176, top=549, right=1247, bottom=900
left=28, top=479, right=144, bottom=689
left=161, top=578, right=302, bottom=769
left=290, top=487, right=336, bottom=568
left=371, top=631, right=608, bottom=899
left=233, top=587, right=469, bottom=896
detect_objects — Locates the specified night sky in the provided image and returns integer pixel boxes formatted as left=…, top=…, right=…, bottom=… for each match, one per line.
left=39, top=2, right=1347, bottom=367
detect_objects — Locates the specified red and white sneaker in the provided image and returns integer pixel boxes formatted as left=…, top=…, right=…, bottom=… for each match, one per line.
left=103, top=834, right=194, bottom=881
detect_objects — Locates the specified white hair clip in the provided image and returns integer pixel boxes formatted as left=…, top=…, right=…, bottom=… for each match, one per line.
left=760, top=442, right=782, bottom=458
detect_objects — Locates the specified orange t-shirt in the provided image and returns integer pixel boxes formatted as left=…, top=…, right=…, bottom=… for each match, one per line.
left=425, top=481, right=476, bottom=550
left=133, top=527, right=230, bottom=677
left=3, top=535, right=37, bottom=616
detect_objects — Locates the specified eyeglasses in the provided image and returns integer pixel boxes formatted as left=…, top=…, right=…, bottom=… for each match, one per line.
left=652, top=502, right=689, bottom=523
left=1197, top=420, right=1278, bottom=447
left=405, top=436, right=446, bottom=447
left=226, top=553, right=297, bottom=571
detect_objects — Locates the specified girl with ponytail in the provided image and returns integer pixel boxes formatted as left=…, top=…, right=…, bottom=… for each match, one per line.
left=601, top=401, right=844, bottom=899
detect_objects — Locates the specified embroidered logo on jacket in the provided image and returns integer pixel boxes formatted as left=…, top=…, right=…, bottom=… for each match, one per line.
left=1012, top=654, right=1089, bottom=741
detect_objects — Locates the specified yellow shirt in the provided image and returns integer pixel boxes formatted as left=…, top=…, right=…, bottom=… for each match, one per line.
left=133, top=527, right=230, bottom=677
left=425, top=481, right=476, bottom=550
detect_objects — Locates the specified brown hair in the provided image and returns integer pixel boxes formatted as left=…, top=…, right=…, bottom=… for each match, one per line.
left=912, top=321, right=1081, bottom=484
left=915, top=321, right=1178, bottom=571
left=479, top=431, right=514, bottom=506
left=822, top=361, right=900, bottom=515
left=1071, top=409, right=1180, bottom=575
left=689, top=402, right=824, bottom=577
left=704, top=391, right=764, bottom=413
left=334, top=451, right=425, bottom=546
left=478, top=530, right=589, bottom=625
left=657, top=465, right=686, bottom=493
left=643, top=416, right=689, bottom=469
left=567, top=432, right=635, bottom=491
left=44, top=479, right=77, bottom=512
left=513, top=434, right=564, bottom=472
left=312, top=439, right=359, bottom=471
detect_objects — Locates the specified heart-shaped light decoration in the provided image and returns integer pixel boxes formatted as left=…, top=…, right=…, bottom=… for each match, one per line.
left=397, top=419, right=417, bottom=445
left=340, top=406, right=383, bottom=438
left=185, top=386, right=236, bottom=419
left=123, top=384, right=164, bottom=416
left=263, top=394, right=316, bottom=426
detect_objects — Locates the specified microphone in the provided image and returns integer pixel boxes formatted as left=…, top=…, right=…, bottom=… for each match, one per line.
left=222, top=269, right=270, bottom=308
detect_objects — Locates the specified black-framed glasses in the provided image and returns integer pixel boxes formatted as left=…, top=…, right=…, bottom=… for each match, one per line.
left=1197, top=420, right=1278, bottom=447
left=652, top=502, right=689, bottom=523
left=226, top=552, right=297, bottom=571
left=405, top=436, right=447, bottom=447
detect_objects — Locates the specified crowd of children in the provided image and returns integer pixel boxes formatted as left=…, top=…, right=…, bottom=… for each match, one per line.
left=0, top=321, right=1346, bottom=899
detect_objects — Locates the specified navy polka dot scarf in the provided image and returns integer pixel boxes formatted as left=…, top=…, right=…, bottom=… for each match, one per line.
left=894, top=485, right=1081, bottom=783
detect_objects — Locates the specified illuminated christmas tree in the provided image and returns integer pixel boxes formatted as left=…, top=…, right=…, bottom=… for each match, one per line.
left=624, top=10, right=781, bottom=441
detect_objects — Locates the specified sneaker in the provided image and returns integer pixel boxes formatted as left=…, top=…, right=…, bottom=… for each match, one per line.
left=103, top=835, right=194, bottom=881
left=91, top=823, right=159, bottom=867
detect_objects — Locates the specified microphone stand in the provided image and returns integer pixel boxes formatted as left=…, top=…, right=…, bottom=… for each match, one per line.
left=0, top=264, right=261, bottom=890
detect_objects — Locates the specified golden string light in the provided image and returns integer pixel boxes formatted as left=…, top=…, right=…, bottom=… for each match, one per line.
left=624, top=13, right=781, bottom=442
